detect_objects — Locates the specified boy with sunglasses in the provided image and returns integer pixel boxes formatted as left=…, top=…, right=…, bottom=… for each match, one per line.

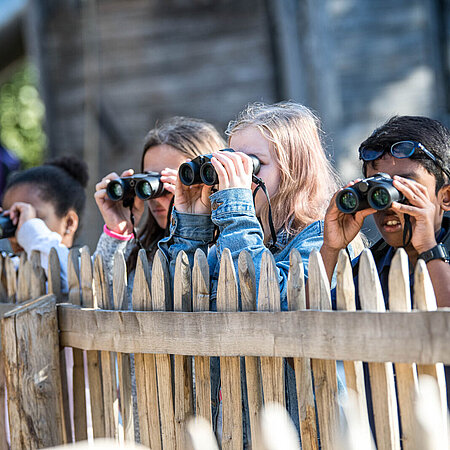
left=321, top=115, right=450, bottom=309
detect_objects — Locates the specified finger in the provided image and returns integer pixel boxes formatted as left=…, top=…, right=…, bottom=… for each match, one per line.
left=226, top=151, right=247, bottom=175
left=211, top=157, right=229, bottom=188
left=121, top=169, right=134, bottom=177
left=393, top=177, right=429, bottom=201
left=392, top=180, right=428, bottom=206
left=161, top=168, right=179, bottom=177
left=164, top=183, right=176, bottom=194
left=236, top=152, right=253, bottom=176
left=213, top=152, right=237, bottom=177
left=391, top=202, right=424, bottom=217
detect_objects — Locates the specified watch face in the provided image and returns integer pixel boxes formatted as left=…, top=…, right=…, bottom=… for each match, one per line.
left=421, top=244, right=450, bottom=263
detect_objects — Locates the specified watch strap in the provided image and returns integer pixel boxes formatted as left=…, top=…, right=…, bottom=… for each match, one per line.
left=419, top=243, right=450, bottom=263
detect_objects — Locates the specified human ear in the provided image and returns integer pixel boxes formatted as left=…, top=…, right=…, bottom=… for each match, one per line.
left=62, top=210, right=79, bottom=245
left=438, top=184, right=450, bottom=212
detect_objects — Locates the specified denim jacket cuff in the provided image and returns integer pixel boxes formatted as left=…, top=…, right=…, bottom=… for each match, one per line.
left=170, top=208, right=215, bottom=242
left=210, top=188, right=255, bottom=221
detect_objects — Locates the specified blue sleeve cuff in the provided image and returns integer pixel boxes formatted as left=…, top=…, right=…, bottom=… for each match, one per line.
left=210, top=188, right=255, bottom=221
left=170, top=208, right=215, bottom=243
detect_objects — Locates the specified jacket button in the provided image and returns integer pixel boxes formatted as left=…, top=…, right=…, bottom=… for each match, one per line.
left=211, top=201, right=218, bottom=210
left=171, top=217, right=176, bottom=226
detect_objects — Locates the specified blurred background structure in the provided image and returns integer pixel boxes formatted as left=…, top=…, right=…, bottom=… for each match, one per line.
left=0, top=0, right=449, bottom=247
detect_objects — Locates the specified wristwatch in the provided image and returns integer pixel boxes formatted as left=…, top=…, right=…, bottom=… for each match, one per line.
left=419, top=243, right=450, bottom=263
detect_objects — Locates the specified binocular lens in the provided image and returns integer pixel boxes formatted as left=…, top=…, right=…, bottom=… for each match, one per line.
left=338, top=191, right=358, bottom=213
left=179, top=165, right=195, bottom=185
left=370, top=187, right=390, bottom=209
left=201, top=163, right=217, bottom=185
left=109, top=182, right=124, bottom=200
left=137, top=181, right=152, bottom=199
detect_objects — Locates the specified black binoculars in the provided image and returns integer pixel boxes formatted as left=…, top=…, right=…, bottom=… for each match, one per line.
left=0, top=214, right=17, bottom=239
left=336, top=173, right=405, bottom=214
left=107, top=172, right=165, bottom=207
left=179, top=148, right=261, bottom=186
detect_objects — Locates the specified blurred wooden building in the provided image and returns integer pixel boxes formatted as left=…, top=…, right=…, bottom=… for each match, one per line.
left=2, top=0, right=450, bottom=246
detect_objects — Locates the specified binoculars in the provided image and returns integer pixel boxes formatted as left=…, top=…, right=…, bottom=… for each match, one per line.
left=0, top=214, right=17, bottom=239
left=107, top=172, right=165, bottom=207
left=179, top=149, right=261, bottom=186
left=336, top=173, right=405, bottom=214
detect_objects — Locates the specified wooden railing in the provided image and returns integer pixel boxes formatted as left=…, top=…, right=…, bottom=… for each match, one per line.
left=0, top=246, right=448, bottom=449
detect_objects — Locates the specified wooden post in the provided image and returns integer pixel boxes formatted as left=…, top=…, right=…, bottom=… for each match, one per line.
left=112, top=251, right=134, bottom=441
left=389, top=249, right=418, bottom=450
left=173, top=251, right=194, bottom=449
left=4, top=256, right=17, bottom=304
left=132, top=250, right=161, bottom=449
left=16, top=253, right=30, bottom=303
left=80, top=246, right=105, bottom=439
left=359, top=249, right=400, bottom=450
left=93, top=254, right=118, bottom=439
left=217, top=248, right=242, bottom=449
left=258, top=251, right=285, bottom=406
left=30, top=250, right=46, bottom=299
left=238, top=250, right=263, bottom=450
left=335, top=249, right=370, bottom=444
left=308, top=250, right=339, bottom=450
left=151, top=250, right=176, bottom=450
left=68, top=248, right=88, bottom=441
left=192, top=249, right=212, bottom=424
left=288, top=249, right=318, bottom=450
left=2, top=295, right=64, bottom=447
left=48, top=248, right=72, bottom=444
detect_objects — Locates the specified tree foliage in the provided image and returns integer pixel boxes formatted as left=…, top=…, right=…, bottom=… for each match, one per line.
left=0, top=63, right=47, bottom=168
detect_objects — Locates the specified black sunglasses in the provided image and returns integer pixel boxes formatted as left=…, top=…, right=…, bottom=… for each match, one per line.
left=359, top=140, right=450, bottom=181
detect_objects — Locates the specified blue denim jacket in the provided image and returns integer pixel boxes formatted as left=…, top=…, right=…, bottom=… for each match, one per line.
left=159, top=188, right=325, bottom=311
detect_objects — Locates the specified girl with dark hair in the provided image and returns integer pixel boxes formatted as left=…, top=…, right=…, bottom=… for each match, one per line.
left=2, top=155, right=89, bottom=292
left=94, top=116, right=226, bottom=279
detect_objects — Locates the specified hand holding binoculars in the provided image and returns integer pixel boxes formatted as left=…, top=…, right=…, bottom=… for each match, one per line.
left=0, top=214, right=17, bottom=239
left=178, top=148, right=261, bottom=186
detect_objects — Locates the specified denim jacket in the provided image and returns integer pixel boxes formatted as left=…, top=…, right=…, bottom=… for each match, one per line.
left=159, top=188, right=325, bottom=311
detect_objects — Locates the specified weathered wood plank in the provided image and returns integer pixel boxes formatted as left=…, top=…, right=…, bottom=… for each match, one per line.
left=80, top=246, right=105, bottom=439
left=288, top=249, right=318, bottom=450
left=112, top=251, right=134, bottom=441
left=335, top=249, right=370, bottom=444
left=173, top=251, right=193, bottom=450
left=389, top=249, right=417, bottom=450
left=2, top=295, right=64, bottom=447
left=192, top=249, right=212, bottom=424
left=308, top=250, right=339, bottom=450
left=68, top=248, right=88, bottom=442
left=4, top=256, right=17, bottom=304
left=151, top=250, right=175, bottom=450
left=132, top=249, right=161, bottom=450
left=58, top=306, right=450, bottom=364
left=413, top=259, right=448, bottom=440
left=16, top=253, right=29, bottom=303
left=238, top=250, right=262, bottom=450
left=359, top=249, right=400, bottom=450
left=30, top=250, right=46, bottom=299
left=217, top=248, right=242, bottom=449
left=48, top=248, right=62, bottom=301
left=258, top=251, right=284, bottom=407
left=93, top=254, right=118, bottom=439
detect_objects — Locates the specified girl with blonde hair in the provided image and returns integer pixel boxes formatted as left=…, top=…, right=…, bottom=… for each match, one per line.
left=160, top=102, right=340, bottom=309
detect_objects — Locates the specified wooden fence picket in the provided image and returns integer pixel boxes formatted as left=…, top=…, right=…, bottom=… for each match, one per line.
left=335, top=249, right=370, bottom=444
left=389, top=248, right=418, bottom=450
left=80, top=246, right=105, bottom=439
left=48, top=248, right=71, bottom=443
left=30, top=250, right=46, bottom=298
left=258, top=251, right=285, bottom=407
left=217, top=248, right=242, bottom=449
left=192, top=249, right=212, bottom=424
left=238, top=250, right=263, bottom=450
left=359, top=249, right=400, bottom=450
left=93, top=254, right=118, bottom=439
left=413, top=259, right=448, bottom=443
left=308, top=250, right=339, bottom=450
left=131, top=249, right=161, bottom=449
left=16, top=253, right=29, bottom=303
left=112, top=251, right=134, bottom=441
left=68, top=248, right=88, bottom=441
left=151, top=250, right=176, bottom=450
left=173, top=251, right=194, bottom=449
left=288, top=249, right=318, bottom=450
left=4, top=256, right=16, bottom=303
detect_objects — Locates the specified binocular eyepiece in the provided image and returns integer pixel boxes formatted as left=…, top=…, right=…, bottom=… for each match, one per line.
left=107, top=172, right=165, bottom=207
left=336, top=173, right=405, bottom=214
left=179, top=149, right=261, bottom=186
left=0, top=214, right=17, bottom=239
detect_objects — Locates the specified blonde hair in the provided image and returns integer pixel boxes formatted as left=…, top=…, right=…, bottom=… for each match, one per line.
left=226, top=102, right=339, bottom=235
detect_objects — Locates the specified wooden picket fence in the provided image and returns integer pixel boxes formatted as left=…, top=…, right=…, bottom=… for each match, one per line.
left=0, top=245, right=448, bottom=449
